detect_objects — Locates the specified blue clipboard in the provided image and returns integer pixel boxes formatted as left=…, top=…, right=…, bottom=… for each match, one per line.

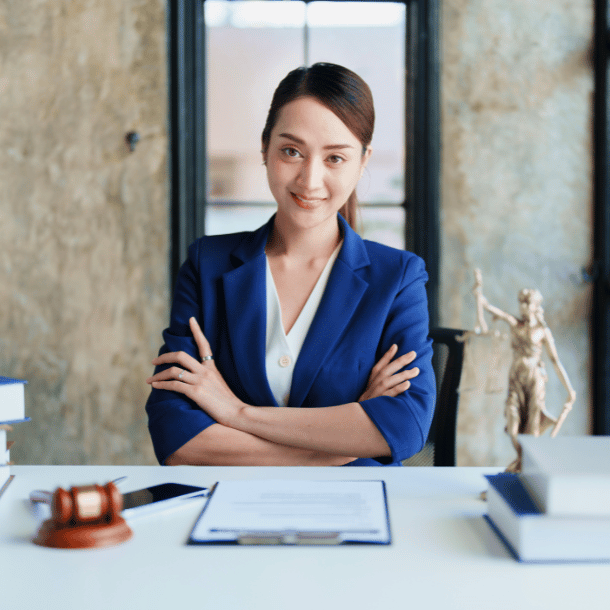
left=187, top=479, right=392, bottom=546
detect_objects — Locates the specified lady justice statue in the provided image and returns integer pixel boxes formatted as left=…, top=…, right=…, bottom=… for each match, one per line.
left=472, top=269, right=576, bottom=472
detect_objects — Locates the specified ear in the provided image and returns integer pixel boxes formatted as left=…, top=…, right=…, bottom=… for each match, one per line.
left=261, top=140, right=268, bottom=166
left=360, top=146, right=372, bottom=176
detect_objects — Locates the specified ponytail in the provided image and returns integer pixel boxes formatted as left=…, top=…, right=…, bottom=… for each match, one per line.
left=339, top=190, right=360, bottom=233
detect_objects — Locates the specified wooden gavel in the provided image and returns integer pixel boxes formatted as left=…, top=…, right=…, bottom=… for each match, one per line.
left=33, top=481, right=133, bottom=549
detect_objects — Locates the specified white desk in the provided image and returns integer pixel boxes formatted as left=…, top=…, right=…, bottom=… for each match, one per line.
left=1, top=466, right=608, bottom=610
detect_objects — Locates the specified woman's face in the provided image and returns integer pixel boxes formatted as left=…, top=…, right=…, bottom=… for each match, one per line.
left=264, top=96, right=371, bottom=231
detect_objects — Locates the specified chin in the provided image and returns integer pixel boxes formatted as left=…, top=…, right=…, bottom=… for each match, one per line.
left=278, top=205, right=335, bottom=229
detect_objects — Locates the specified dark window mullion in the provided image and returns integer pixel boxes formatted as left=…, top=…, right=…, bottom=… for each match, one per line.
left=406, top=0, right=440, bottom=328
left=592, top=0, right=610, bottom=434
left=169, top=0, right=206, bottom=292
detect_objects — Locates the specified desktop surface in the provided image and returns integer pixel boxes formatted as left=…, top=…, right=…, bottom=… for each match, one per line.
left=1, top=465, right=608, bottom=610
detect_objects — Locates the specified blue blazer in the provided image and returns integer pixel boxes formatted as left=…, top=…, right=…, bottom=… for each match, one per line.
left=146, top=213, right=436, bottom=466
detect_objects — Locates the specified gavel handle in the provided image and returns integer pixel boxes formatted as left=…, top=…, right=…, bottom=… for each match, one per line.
left=29, top=476, right=127, bottom=505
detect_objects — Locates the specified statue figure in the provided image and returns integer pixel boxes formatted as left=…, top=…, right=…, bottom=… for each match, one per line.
left=473, top=270, right=576, bottom=472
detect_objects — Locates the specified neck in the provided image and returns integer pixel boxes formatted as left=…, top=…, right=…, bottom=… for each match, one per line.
left=266, top=213, right=342, bottom=261
left=523, top=314, right=537, bottom=327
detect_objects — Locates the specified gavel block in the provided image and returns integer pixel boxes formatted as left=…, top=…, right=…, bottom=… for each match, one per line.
left=33, top=481, right=133, bottom=549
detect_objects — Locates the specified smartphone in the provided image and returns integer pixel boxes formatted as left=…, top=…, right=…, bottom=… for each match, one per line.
left=121, top=482, right=207, bottom=519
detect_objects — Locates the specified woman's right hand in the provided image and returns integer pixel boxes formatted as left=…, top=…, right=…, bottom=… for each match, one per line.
left=358, top=345, right=419, bottom=401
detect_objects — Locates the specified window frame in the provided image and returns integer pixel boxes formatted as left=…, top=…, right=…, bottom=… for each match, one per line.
left=592, top=0, right=610, bottom=434
left=168, top=0, right=441, bottom=326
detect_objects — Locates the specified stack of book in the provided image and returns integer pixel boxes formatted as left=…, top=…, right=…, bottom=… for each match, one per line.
left=485, top=434, right=610, bottom=563
left=1, top=376, right=30, bottom=496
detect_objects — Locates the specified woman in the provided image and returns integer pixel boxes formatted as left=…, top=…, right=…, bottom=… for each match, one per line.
left=145, top=63, right=436, bottom=466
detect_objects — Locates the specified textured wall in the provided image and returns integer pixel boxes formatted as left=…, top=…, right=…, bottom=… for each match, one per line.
left=441, top=1, right=594, bottom=465
left=0, top=1, right=168, bottom=464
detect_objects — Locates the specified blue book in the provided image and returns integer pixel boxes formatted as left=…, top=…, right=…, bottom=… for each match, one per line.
left=485, top=473, right=610, bottom=563
left=0, top=377, right=29, bottom=424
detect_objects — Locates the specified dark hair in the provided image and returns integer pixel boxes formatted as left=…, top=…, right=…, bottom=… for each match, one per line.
left=261, top=63, right=375, bottom=230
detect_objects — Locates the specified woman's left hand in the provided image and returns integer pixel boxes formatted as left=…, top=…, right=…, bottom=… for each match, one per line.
left=146, top=317, right=245, bottom=426
left=358, top=344, right=419, bottom=401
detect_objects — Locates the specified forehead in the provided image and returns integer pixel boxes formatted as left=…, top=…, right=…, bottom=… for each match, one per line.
left=271, top=97, right=360, bottom=146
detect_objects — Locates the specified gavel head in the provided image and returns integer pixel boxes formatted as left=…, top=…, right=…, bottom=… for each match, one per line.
left=51, top=482, right=123, bottom=525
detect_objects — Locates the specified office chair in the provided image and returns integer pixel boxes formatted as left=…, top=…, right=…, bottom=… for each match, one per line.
left=402, top=327, right=466, bottom=467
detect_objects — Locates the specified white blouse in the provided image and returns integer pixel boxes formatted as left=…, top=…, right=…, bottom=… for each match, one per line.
left=265, top=241, right=343, bottom=408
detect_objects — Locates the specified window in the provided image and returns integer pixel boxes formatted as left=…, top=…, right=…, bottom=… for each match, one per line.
left=205, top=1, right=406, bottom=250
left=169, top=0, right=441, bottom=325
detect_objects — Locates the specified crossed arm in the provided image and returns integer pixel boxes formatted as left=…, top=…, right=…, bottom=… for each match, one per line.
left=147, top=318, right=419, bottom=466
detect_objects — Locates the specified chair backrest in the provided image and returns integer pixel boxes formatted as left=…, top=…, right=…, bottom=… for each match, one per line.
left=402, top=327, right=466, bottom=467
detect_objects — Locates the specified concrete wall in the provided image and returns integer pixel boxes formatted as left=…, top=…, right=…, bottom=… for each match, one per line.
left=441, top=0, right=594, bottom=465
left=0, top=1, right=167, bottom=464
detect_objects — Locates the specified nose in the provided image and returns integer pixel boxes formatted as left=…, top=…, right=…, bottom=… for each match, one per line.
left=297, top=156, right=325, bottom=192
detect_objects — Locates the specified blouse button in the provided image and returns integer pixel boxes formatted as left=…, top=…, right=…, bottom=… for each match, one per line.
left=278, top=355, right=292, bottom=368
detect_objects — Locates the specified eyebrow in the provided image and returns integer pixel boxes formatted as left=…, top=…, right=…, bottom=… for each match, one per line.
left=278, top=133, right=355, bottom=150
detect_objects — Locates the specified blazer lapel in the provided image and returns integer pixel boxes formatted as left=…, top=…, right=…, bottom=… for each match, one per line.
left=222, top=218, right=278, bottom=406
left=288, top=215, right=370, bottom=409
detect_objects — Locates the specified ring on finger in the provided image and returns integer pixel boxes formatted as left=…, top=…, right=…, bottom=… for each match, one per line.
left=201, top=355, right=213, bottom=362
left=178, top=370, right=185, bottom=379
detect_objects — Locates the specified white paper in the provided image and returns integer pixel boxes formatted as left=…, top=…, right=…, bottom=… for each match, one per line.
left=190, top=479, right=390, bottom=544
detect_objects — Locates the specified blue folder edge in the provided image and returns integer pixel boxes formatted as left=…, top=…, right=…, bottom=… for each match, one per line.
left=0, top=417, right=31, bottom=425
left=0, top=377, right=28, bottom=385
left=485, top=473, right=540, bottom=515
left=187, top=480, right=392, bottom=546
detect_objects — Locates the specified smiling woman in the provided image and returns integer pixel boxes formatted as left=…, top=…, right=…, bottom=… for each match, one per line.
left=145, top=63, right=436, bottom=467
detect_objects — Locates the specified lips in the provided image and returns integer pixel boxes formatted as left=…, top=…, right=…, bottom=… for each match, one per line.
left=291, top=192, right=326, bottom=210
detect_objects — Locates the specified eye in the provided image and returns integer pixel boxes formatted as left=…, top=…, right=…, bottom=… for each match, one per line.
left=282, top=147, right=301, bottom=159
left=327, top=154, right=345, bottom=165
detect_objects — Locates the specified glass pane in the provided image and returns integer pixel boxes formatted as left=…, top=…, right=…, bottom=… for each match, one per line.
left=205, top=0, right=406, bottom=237
left=205, top=205, right=276, bottom=236
left=205, top=1, right=306, bottom=206
left=205, top=204, right=404, bottom=249
left=359, top=206, right=405, bottom=250
left=308, top=2, right=406, bottom=204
